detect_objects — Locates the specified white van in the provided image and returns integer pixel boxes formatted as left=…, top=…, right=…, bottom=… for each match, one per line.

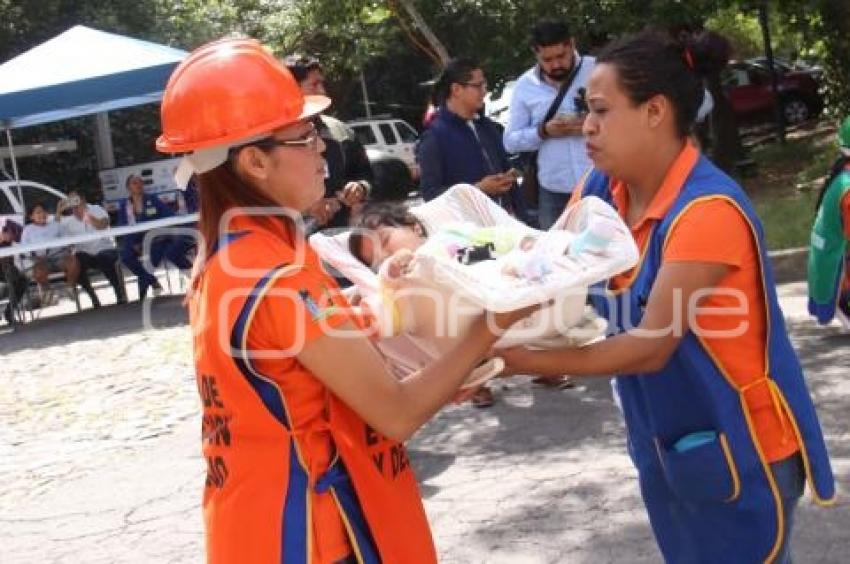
left=347, top=117, right=420, bottom=178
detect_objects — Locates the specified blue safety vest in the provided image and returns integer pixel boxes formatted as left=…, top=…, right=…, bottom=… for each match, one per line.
left=579, top=155, right=835, bottom=563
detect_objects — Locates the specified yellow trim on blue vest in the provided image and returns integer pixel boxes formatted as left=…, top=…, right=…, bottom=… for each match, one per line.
left=571, top=169, right=592, bottom=202
left=653, top=434, right=742, bottom=503
left=663, top=194, right=836, bottom=508
left=773, top=386, right=838, bottom=507
left=737, top=394, right=786, bottom=564
left=605, top=224, right=655, bottom=296
left=719, top=433, right=742, bottom=502
left=662, top=195, right=787, bottom=563
left=662, top=195, right=772, bottom=375
left=331, top=489, right=365, bottom=563
left=237, top=263, right=316, bottom=561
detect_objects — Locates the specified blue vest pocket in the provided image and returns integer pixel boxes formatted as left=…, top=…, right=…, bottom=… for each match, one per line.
left=657, top=432, right=741, bottom=503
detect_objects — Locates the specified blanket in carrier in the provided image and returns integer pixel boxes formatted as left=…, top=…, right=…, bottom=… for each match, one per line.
left=310, top=184, right=638, bottom=387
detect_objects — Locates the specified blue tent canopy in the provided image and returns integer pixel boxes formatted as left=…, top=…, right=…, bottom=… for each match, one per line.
left=0, top=25, right=187, bottom=129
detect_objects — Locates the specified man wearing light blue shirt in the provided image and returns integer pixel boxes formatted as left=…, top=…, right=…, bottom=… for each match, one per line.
left=504, top=19, right=595, bottom=228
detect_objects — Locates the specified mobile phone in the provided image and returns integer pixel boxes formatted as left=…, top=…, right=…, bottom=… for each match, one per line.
left=555, top=111, right=579, bottom=122
left=67, top=195, right=81, bottom=207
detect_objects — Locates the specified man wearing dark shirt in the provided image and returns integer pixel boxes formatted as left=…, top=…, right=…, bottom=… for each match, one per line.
left=416, top=57, right=528, bottom=224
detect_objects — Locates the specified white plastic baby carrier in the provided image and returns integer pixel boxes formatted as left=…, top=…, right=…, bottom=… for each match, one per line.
left=310, top=184, right=638, bottom=387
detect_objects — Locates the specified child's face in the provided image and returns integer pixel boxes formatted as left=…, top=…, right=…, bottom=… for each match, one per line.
left=361, top=225, right=424, bottom=267
left=29, top=206, right=48, bottom=225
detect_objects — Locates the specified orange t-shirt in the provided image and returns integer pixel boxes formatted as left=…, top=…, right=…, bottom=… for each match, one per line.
left=246, top=244, right=354, bottom=562
left=598, top=144, right=798, bottom=463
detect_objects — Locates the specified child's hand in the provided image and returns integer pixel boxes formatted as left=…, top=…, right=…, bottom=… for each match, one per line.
left=385, top=248, right=415, bottom=279
left=338, top=181, right=367, bottom=207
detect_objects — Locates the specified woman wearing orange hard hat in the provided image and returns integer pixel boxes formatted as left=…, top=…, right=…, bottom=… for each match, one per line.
left=157, top=38, right=532, bottom=564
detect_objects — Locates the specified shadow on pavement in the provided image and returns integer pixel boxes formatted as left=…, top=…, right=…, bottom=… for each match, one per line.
left=0, top=295, right=188, bottom=354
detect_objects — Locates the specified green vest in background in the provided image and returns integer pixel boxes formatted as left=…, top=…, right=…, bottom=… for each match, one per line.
left=808, top=165, right=850, bottom=323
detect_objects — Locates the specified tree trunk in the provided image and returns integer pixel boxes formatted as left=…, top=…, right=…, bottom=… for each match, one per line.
left=706, top=74, right=744, bottom=174
left=396, top=0, right=450, bottom=66
left=817, top=0, right=850, bottom=117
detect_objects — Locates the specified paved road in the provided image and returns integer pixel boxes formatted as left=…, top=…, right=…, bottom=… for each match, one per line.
left=1, top=282, right=847, bottom=563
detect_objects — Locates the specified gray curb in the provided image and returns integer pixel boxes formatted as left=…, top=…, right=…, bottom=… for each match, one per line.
left=769, top=246, right=808, bottom=283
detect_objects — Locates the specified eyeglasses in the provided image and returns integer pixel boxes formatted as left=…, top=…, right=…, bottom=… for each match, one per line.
left=461, top=81, right=488, bottom=91
left=230, top=125, right=321, bottom=157
left=255, top=126, right=321, bottom=150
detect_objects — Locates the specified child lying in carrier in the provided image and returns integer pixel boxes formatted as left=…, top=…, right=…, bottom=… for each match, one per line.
left=348, top=202, right=591, bottom=283
left=309, top=184, right=637, bottom=405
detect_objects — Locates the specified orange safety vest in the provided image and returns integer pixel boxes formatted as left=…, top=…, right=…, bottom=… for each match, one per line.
left=191, top=215, right=437, bottom=563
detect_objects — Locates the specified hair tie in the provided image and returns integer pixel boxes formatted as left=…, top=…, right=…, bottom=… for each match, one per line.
left=683, top=48, right=695, bottom=70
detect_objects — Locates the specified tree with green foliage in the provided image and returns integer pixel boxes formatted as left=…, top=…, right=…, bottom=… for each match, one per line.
left=2, top=0, right=847, bottom=193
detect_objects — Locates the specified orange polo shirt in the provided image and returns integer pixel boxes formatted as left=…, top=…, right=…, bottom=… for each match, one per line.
left=578, top=144, right=798, bottom=463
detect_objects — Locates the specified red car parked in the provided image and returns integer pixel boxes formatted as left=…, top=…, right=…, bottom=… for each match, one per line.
left=722, top=61, right=823, bottom=125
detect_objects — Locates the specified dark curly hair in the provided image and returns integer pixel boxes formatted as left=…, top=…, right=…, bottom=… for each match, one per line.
left=348, top=202, right=427, bottom=268
left=596, top=31, right=714, bottom=138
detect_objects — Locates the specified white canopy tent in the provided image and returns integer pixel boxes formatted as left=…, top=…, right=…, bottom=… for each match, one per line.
left=0, top=25, right=187, bottom=197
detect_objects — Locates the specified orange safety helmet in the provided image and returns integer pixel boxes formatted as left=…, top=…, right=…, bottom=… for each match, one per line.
left=156, top=37, right=330, bottom=155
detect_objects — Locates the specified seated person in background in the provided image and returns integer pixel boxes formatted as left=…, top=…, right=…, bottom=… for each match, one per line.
left=416, top=58, right=529, bottom=224
left=20, top=201, right=80, bottom=301
left=117, top=174, right=193, bottom=299
left=1, top=221, right=28, bottom=323
left=57, top=190, right=126, bottom=306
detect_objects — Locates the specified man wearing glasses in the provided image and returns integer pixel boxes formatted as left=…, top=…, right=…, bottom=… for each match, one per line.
left=284, top=55, right=374, bottom=230
left=416, top=57, right=528, bottom=225
left=503, top=19, right=595, bottom=229
left=415, top=57, right=531, bottom=409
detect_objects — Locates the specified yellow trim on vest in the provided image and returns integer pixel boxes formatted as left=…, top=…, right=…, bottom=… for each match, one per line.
left=572, top=169, right=592, bottom=201
left=236, top=263, right=316, bottom=561
left=579, top=170, right=653, bottom=296
left=653, top=434, right=741, bottom=503
left=331, top=489, right=366, bottom=564
left=666, top=195, right=832, bottom=506
left=607, top=225, right=656, bottom=296
left=663, top=196, right=786, bottom=563
left=719, top=433, right=742, bottom=502
left=662, top=195, right=771, bottom=374
left=737, top=394, right=786, bottom=564
left=773, top=385, right=837, bottom=507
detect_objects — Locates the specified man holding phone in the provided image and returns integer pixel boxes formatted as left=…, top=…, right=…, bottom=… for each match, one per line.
left=503, top=19, right=595, bottom=229
left=416, top=57, right=529, bottom=224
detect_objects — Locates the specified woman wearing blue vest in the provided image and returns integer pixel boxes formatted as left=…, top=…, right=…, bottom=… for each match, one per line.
left=808, top=116, right=850, bottom=330
left=499, top=32, right=835, bottom=563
